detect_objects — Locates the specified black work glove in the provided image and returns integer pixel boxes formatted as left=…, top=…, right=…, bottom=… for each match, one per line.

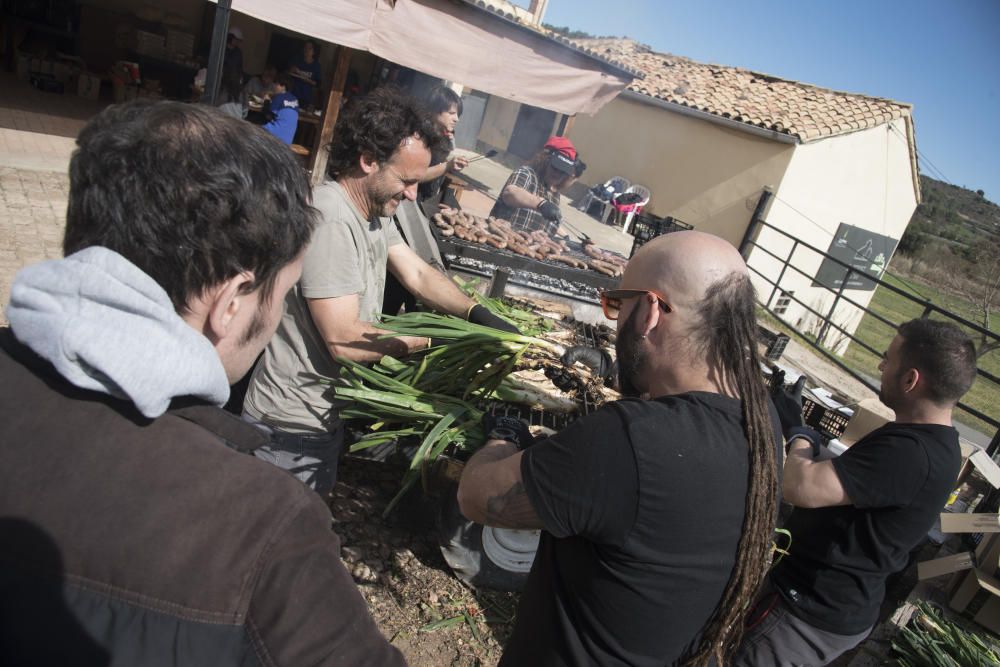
left=482, top=413, right=535, bottom=450
left=561, top=346, right=616, bottom=380
left=537, top=199, right=562, bottom=223
left=771, top=375, right=807, bottom=439
left=468, top=304, right=520, bottom=335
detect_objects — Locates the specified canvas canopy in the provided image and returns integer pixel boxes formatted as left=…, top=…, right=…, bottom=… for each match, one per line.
left=218, top=0, right=635, bottom=115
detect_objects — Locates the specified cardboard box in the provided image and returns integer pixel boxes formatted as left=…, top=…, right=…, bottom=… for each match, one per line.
left=940, top=512, right=1000, bottom=533
left=53, top=62, right=73, bottom=84
left=839, top=398, right=891, bottom=446
left=77, top=73, right=101, bottom=101
left=16, top=52, right=32, bottom=81
left=949, top=567, right=1000, bottom=634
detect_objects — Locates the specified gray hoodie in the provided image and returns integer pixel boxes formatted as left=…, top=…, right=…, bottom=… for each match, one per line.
left=6, top=247, right=230, bottom=418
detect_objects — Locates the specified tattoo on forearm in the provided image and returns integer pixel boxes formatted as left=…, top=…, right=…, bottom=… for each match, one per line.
left=485, top=482, right=538, bottom=529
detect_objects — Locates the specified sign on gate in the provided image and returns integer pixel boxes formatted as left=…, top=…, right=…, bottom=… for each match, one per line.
left=813, top=223, right=898, bottom=291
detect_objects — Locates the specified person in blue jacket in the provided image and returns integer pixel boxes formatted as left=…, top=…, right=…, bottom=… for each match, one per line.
left=289, top=40, right=322, bottom=109
left=262, top=74, right=299, bottom=145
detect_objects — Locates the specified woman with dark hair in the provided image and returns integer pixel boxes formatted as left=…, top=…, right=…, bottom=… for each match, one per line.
left=417, top=85, right=469, bottom=212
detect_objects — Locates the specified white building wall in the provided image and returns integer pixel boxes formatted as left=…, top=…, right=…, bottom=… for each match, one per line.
left=747, top=118, right=918, bottom=353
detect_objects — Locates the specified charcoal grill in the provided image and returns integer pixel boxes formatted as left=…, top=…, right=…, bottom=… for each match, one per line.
left=433, top=228, right=620, bottom=303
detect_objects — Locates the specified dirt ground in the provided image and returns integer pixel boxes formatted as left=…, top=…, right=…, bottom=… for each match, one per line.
left=330, top=457, right=517, bottom=666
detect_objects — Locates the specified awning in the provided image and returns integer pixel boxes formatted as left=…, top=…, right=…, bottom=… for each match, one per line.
left=223, top=0, right=636, bottom=116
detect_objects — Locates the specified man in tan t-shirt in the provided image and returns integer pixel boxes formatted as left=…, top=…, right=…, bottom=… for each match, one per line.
left=244, top=87, right=516, bottom=494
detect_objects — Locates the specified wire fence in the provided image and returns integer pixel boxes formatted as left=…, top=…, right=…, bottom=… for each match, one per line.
left=741, top=214, right=1000, bottom=454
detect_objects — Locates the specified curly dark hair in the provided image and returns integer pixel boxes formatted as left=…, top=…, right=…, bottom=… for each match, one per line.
left=326, top=86, right=443, bottom=178
left=64, top=100, right=317, bottom=313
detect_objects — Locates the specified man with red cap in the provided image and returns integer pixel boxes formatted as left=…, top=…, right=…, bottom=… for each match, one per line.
left=489, top=136, right=579, bottom=236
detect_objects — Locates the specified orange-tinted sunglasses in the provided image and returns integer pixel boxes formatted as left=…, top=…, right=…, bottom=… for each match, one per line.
left=600, top=288, right=672, bottom=320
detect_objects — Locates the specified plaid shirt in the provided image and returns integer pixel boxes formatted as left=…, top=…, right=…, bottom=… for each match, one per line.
left=489, top=166, right=561, bottom=236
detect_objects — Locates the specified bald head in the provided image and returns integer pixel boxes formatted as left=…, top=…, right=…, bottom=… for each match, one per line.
left=621, top=231, right=747, bottom=311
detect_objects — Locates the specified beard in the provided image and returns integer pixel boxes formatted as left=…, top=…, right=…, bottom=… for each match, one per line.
left=371, top=187, right=402, bottom=217
left=368, top=172, right=404, bottom=218
left=615, top=306, right=647, bottom=398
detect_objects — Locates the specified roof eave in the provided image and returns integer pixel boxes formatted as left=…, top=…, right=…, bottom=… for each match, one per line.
left=455, top=0, right=643, bottom=80
left=621, top=89, right=799, bottom=145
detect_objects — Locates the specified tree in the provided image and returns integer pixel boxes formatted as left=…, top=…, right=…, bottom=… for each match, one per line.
left=958, top=242, right=1000, bottom=360
left=977, top=189, right=986, bottom=198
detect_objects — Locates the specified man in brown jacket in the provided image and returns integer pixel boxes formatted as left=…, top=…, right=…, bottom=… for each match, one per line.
left=0, top=101, right=404, bottom=666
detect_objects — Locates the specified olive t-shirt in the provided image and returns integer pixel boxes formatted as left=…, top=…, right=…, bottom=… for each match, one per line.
left=503, top=394, right=782, bottom=666
left=244, top=180, right=402, bottom=433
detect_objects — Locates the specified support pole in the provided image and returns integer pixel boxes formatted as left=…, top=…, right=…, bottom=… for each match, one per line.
left=817, top=271, right=850, bottom=347
left=557, top=114, right=576, bottom=137
left=310, top=46, right=354, bottom=185
left=488, top=268, right=510, bottom=298
left=201, top=0, right=232, bottom=106
left=739, top=187, right=773, bottom=260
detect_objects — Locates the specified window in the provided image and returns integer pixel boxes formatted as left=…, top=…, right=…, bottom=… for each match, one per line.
left=774, top=290, right=794, bottom=316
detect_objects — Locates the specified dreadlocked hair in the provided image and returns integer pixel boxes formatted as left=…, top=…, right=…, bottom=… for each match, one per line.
left=681, top=272, right=778, bottom=666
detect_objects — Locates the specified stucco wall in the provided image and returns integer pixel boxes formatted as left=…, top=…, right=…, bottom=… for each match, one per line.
left=568, top=94, right=795, bottom=246
left=477, top=95, right=520, bottom=152
left=748, top=117, right=918, bottom=353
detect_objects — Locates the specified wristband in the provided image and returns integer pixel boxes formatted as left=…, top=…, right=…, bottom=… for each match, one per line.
left=488, top=427, right=522, bottom=448
left=786, top=426, right=823, bottom=458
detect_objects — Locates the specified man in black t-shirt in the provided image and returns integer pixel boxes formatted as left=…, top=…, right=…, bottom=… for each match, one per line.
left=735, top=318, right=977, bottom=666
left=458, top=231, right=783, bottom=665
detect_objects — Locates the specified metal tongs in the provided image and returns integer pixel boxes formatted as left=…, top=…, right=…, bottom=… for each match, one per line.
left=465, top=149, right=498, bottom=164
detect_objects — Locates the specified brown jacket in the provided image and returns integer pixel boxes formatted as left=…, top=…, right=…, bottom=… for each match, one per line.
left=0, top=329, right=405, bottom=666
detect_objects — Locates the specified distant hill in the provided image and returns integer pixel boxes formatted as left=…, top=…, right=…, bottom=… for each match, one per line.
left=901, top=176, right=1000, bottom=253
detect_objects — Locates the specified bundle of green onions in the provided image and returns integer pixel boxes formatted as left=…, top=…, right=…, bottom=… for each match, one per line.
left=335, top=312, right=561, bottom=513
left=890, top=601, right=1000, bottom=666
left=337, top=356, right=485, bottom=514
left=376, top=312, right=560, bottom=399
left=452, top=276, right=553, bottom=337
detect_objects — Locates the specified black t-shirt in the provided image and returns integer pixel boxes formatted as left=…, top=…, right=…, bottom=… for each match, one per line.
left=502, top=393, right=782, bottom=667
left=417, top=134, right=452, bottom=205
left=771, top=422, right=960, bottom=634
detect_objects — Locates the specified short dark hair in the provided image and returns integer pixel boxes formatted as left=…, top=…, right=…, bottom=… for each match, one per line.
left=275, top=72, right=294, bottom=91
left=65, top=100, right=316, bottom=313
left=326, top=86, right=443, bottom=178
left=423, top=85, right=463, bottom=117
left=897, top=318, right=977, bottom=405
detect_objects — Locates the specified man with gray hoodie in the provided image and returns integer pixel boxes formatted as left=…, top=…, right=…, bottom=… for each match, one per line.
left=0, top=101, right=404, bottom=666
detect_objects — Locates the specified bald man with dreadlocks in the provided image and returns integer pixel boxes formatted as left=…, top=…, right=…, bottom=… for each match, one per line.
left=457, top=231, right=783, bottom=666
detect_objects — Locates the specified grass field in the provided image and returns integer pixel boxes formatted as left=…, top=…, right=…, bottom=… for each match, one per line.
left=758, top=273, right=1000, bottom=439
left=840, top=273, right=1000, bottom=438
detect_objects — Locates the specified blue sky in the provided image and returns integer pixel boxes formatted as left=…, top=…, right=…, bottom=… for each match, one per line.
left=536, top=0, right=1000, bottom=205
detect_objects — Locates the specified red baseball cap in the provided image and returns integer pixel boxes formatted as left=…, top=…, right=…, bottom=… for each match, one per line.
left=544, top=135, right=577, bottom=161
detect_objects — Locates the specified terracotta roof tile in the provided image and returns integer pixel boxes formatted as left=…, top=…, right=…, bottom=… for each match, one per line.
left=572, top=38, right=911, bottom=143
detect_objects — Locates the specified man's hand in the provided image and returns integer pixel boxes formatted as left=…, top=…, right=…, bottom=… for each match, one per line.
left=537, top=200, right=561, bottom=223
left=482, top=413, right=535, bottom=450
left=468, top=304, right=520, bottom=334
left=772, top=375, right=807, bottom=438
left=561, top=346, right=616, bottom=380
left=448, top=156, right=469, bottom=172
